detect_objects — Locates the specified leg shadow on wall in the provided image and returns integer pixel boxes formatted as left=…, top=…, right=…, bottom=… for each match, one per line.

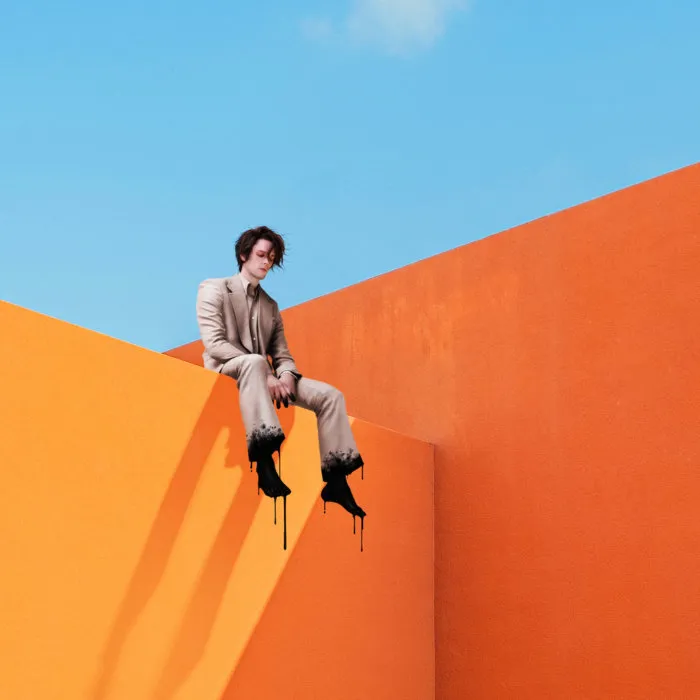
left=90, top=374, right=296, bottom=700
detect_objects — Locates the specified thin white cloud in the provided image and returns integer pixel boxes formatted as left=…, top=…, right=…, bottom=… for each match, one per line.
left=348, top=0, right=467, bottom=52
left=301, top=0, right=468, bottom=55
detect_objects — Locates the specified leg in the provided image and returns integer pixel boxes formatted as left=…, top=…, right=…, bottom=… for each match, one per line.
left=293, top=377, right=364, bottom=481
left=221, top=354, right=289, bottom=498
left=221, top=354, right=284, bottom=462
left=294, top=378, right=366, bottom=526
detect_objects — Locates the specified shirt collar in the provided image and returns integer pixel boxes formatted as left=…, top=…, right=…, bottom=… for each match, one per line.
left=239, top=272, right=260, bottom=298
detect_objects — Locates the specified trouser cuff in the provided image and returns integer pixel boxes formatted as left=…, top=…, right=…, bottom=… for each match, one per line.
left=247, top=424, right=285, bottom=462
left=321, top=449, right=364, bottom=482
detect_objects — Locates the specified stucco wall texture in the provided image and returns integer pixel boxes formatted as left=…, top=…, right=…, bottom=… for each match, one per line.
left=168, top=163, right=700, bottom=698
left=0, top=300, right=434, bottom=700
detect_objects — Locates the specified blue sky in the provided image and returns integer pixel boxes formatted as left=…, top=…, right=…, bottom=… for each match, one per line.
left=1, top=0, right=698, bottom=352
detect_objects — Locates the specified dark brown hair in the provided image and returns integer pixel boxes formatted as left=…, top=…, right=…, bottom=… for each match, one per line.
left=235, top=226, right=286, bottom=272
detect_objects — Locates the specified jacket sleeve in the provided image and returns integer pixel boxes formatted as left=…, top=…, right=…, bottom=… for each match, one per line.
left=267, top=304, right=302, bottom=379
left=196, top=281, right=247, bottom=364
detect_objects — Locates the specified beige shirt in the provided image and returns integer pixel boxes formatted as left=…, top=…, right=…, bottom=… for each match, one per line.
left=239, top=273, right=295, bottom=381
left=239, top=274, right=261, bottom=354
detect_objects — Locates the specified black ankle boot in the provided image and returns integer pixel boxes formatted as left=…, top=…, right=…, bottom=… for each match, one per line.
left=321, top=474, right=366, bottom=518
left=321, top=474, right=366, bottom=552
left=256, top=454, right=291, bottom=499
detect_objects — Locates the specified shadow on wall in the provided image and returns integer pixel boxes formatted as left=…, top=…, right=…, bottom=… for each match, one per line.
left=90, top=375, right=297, bottom=700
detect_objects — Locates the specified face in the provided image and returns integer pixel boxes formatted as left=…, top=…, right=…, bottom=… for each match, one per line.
left=240, top=238, right=276, bottom=282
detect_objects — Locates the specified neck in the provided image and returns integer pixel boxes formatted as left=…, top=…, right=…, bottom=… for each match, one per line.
left=240, top=269, right=259, bottom=287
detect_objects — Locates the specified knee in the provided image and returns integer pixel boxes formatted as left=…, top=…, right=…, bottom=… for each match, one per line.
left=239, top=354, right=269, bottom=374
left=322, top=385, right=344, bottom=407
left=221, top=354, right=268, bottom=379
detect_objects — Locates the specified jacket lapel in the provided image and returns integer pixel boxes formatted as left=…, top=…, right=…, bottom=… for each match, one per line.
left=226, top=275, right=253, bottom=352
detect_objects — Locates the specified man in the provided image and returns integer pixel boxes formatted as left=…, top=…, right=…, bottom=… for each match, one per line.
left=196, top=226, right=366, bottom=547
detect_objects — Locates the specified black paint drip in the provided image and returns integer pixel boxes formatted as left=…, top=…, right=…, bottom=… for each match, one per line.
left=283, top=496, right=287, bottom=550
left=278, top=449, right=287, bottom=550
left=354, top=516, right=365, bottom=552
left=320, top=475, right=366, bottom=552
left=252, top=447, right=290, bottom=551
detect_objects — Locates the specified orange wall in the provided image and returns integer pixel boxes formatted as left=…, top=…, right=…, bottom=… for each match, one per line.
left=169, top=162, right=700, bottom=698
left=0, top=301, right=434, bottom=700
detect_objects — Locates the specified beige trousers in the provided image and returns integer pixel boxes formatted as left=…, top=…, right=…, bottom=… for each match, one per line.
left=221, top=354, right=363, bottom=481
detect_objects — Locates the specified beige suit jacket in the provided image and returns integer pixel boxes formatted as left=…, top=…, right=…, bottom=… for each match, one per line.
left=196, top=274, right=301, bottom=377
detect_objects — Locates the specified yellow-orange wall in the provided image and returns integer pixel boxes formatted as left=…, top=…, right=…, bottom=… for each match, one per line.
left=169, top=163, right=700, bottom=697
left=0, top=301, right=434, bottom=700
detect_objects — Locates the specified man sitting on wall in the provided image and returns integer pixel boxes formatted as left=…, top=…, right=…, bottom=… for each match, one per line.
left=195, top=226, right=366, bottom=547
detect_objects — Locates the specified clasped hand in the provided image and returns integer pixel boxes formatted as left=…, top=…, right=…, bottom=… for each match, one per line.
left=267, top=373, right=296, bottom=409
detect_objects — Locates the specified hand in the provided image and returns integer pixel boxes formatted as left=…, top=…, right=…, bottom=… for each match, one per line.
left=279, top=373, right=297, bottom=402
left=266, top=374, right=295, bottom=409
